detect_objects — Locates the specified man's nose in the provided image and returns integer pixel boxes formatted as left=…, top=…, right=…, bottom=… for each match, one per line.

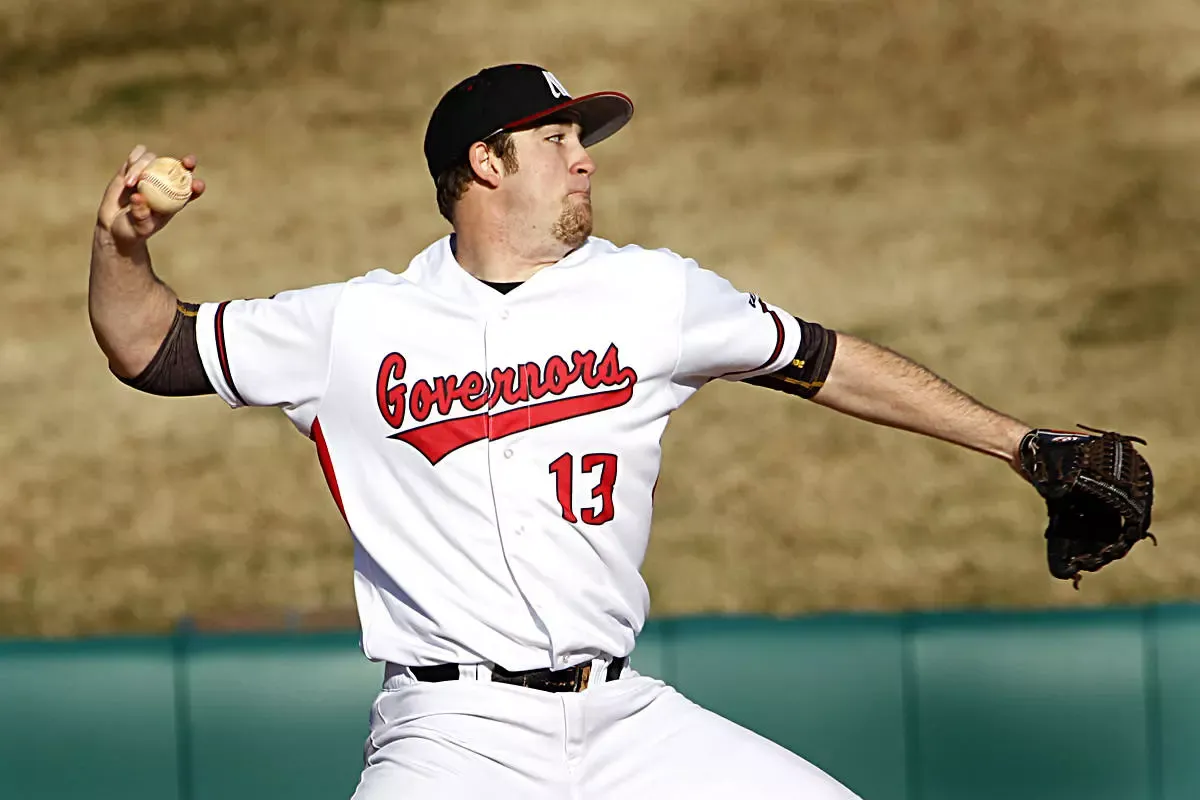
left=574, top=149, right=596, bottom=175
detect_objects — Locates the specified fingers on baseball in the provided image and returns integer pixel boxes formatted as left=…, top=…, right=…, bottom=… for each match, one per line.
left=179, top=154, right=203, bottom=201
left=128, top=194, right=154, bottom=222
left=125, top=152, right=158, bottom=188
left=126, top=144, right=147, bottom=168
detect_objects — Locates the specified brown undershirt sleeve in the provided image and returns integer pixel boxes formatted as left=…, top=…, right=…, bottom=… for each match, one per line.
left=116, top=301, right=215, bottom=397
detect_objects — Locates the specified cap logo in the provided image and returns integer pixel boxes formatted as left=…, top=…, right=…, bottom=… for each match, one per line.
left=542, top=70, right=571, bottom=99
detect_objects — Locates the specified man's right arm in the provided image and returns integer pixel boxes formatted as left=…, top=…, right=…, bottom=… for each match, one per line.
left=89, top=145, right=204, bottom=378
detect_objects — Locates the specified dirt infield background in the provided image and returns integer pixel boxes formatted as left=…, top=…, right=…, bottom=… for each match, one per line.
left=1, top=0, right=1197, bottom=636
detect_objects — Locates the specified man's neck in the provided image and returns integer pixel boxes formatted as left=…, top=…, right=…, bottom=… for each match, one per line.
left=450, top=226, right=575, bottom=283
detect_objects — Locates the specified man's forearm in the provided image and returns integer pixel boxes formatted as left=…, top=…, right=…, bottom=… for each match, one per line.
left=812, top=333, right=1029, bottom=463
left=88, top=224, right=177, bottom=378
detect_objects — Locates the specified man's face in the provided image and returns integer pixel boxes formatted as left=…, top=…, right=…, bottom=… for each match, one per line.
left=500, top=120, right=596, bottom=249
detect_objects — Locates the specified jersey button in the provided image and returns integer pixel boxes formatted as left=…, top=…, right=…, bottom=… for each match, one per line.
left=503, top=448, right=513, bottom=459
left=499, top=309, right=510, bottom=320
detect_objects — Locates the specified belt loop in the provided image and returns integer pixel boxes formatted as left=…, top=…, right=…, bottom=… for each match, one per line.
left=476, top=662, right=494, bottom=682
left=383, top=662, right=411, bottom=690
left=586, top=656, right=609, bottom=689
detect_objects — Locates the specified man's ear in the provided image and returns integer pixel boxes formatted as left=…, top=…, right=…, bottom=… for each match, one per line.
left=467, top=141, right=504, bottom=188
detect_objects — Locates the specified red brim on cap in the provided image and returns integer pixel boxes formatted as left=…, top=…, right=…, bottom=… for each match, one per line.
left=500, top=91, right=634, bottom=147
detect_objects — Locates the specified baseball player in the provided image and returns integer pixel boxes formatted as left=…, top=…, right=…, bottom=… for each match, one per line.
left=88, top=64, right=1154, bottom=798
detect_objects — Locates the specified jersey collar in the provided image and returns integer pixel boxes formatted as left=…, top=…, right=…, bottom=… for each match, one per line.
left=408, top=235, right=599, bottom=305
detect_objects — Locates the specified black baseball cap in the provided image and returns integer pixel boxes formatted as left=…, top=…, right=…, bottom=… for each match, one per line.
left=423, top=63, right=634, bottom=179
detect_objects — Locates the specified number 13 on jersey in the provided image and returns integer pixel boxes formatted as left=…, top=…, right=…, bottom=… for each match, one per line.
left=549, top=453, right=618, bottom=524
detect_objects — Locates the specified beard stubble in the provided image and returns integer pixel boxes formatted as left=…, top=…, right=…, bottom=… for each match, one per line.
left=552, top=195, right=593, bottom=248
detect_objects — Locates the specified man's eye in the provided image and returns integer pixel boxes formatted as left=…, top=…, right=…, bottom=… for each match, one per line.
left=547, top=134, right=564, bottom=143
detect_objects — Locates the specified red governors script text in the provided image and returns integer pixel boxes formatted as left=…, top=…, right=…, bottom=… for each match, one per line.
left=376, top=345, right=638, bottom=464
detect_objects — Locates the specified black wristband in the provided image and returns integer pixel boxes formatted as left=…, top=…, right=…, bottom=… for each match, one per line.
left=741, top=317, right=838, bottom=400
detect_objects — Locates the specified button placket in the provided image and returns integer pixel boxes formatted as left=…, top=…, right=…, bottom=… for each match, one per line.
left=481, top=300, right=562, bottom=648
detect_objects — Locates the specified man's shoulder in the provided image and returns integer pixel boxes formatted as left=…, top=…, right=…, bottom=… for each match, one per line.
left=264, top=280, right=349, bottom=305
left=583, top=237, right=694, bottom=272
left=343, top=236, right=450, bottom=291
left=346, top=268, right=412, bottom=289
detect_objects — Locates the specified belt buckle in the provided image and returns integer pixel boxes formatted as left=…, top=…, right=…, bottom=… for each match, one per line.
left=487, top=658, right=614, bottom=693
left=573, top=663, right=592, bottom=692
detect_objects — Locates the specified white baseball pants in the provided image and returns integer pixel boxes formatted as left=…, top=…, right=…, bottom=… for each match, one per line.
left=351, top=665, right=861, bottom=799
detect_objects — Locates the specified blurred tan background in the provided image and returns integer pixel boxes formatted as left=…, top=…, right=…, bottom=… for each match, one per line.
left=1, top=0, right=1197, bottom=637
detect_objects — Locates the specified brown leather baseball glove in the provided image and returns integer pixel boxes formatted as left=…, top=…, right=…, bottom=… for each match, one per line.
left=1018, top=425, right=1155, bottom=588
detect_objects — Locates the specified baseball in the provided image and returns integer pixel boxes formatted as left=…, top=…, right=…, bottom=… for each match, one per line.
left=136, top=156, right=193, bottom=214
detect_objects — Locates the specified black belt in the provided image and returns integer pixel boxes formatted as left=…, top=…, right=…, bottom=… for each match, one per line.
left=410, top=657, right=627, bottom=693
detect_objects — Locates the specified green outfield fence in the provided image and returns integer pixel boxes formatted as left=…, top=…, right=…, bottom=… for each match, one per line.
left=3, top=603, right=1199, bottom=800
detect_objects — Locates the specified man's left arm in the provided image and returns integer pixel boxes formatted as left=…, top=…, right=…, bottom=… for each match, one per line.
left=809, top=332, right=1029, bottom=467
left=669, top=258, right=1028, bottom=463
left=744, top=320, right=1155, bottom=586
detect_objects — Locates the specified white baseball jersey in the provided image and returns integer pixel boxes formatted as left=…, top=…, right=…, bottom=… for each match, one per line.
left=195, top=235, right=804, bottom=671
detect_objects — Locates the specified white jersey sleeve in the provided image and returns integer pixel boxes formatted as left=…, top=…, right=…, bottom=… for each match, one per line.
left=195, top=283, right=345, bottom=434
left=672, top=258, right=802, bottom=384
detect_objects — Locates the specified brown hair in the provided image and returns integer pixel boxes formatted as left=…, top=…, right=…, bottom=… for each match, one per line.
left=434, top=132, right=519, bottom=223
